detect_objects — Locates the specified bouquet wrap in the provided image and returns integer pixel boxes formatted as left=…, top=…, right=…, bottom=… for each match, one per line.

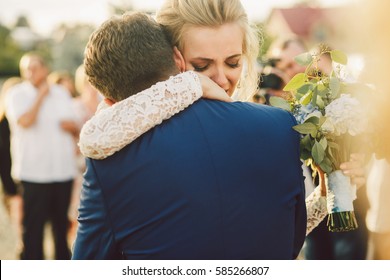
left=326, top=170, right=358, bottom=231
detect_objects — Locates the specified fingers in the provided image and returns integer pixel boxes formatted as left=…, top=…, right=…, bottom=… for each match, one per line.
left=339, top=153, right=367, bottom=188
left=339, top=152, right=366, bottom=172
left=215, top=89, right=233, bottom=102
left=200, top=73, right=232, bottom=102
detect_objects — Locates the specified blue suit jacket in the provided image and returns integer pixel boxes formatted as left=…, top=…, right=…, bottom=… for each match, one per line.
left=72, top=100, right=306, bottom=260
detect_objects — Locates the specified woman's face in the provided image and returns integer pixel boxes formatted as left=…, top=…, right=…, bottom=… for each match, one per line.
left=181, top=23, right=244, bottom=96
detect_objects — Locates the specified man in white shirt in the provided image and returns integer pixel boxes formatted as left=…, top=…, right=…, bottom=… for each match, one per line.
left=5, top=52, right=78, bottom=259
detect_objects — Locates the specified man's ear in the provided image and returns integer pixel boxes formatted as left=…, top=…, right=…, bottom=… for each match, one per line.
left=173, top=46, right=185, bottom=72
left=104, top=98, right=115, bottom=106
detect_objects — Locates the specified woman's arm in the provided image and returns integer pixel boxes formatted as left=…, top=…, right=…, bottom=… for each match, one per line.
left=305, top=186, right=328, bottom=236
left=78, top=71, right=230, bottom=159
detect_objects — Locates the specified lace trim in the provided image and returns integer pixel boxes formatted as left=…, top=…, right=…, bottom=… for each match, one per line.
left=306, top=186, right=328, bottom=235
left=78, top=71, right=202, bottom=159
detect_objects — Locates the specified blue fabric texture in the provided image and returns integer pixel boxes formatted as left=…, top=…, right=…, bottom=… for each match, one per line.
left=72, top=100, right=306, bottom=260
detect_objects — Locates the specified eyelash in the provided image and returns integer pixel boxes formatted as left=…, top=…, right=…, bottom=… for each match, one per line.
left=192, top=62, right=241, bottom=72
left=193, top=65, right=209, bottom=72
left=228, top=62, right=240, bottom=68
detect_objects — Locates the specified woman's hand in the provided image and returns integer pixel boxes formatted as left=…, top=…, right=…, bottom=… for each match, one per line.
left=340, top=153, right=366, bottom=188
left=196, top=73, right=232, bottom=102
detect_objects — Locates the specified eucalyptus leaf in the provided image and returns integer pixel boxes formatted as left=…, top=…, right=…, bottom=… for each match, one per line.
left=305, top=116, right=320, bottom=125
left=329, top=77, right=340, bottom=98
left=327, top=141, right=339, bottom=162
left=330, top=50, right=348, bottom=65
left=319, top=157, right=333, bottom=174
left=319, top=137, right=328, bottom=150
left=318, top=116, right=327, bottom=127
left=293, top=122, right=317, bottom=135
left=294, top=52, right=313, bottom=66
left=316, top=95, right=325, bottom=109
left=269, top=96, right=291, bottom=111
left=316, top=83, right=329, bottom=97
left=284, top=73, right=307, bottom=91
left=301, top=134, right=312, bottom=146
left=312, top=140, right=325, bottom=164
left=299, top=91, right=313, bottom=106
left=297, top=83, right=313, bottom=95
left=311, top=87, right=318, bottom=107
left=300, top=149, right=312, bottom=160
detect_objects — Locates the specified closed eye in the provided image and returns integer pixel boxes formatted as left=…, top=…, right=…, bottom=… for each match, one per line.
left=192, top=64, right=209, bottom=72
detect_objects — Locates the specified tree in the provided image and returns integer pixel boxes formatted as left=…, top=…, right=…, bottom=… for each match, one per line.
left=50, top=24, right=96, bottom=74
left=0, top=24, right=24, bottom=77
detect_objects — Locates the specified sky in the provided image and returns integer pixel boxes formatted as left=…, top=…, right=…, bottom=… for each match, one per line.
left=0, top=0, right=355, bottom=36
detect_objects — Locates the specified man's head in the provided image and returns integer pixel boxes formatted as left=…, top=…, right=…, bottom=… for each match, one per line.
left=268, top=38, right=307, bottom=79
left=19, top=53, right=49, bottom=87
left=84, top=11, right=179, bottom=102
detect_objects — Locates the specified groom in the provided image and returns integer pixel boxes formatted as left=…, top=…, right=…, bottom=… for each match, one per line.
left=72, top=12, right=306, bottom=259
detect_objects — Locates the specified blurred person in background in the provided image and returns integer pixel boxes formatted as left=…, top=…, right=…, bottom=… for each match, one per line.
left=48, top=70, right=77, bottom=98
left=0, top=77, right=22, bottom=215
left=67, top=64, right=102, bottom=242
left=268, top=37, right=307, bottom=81
left=254, top=58, right=287, bottom=105
left=73, top=64, right=102, bottom=127
left=5, top=52, right=78, bottom=259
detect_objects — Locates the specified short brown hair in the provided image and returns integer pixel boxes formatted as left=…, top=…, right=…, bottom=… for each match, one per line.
left=84, top=12, right=178, bottom=101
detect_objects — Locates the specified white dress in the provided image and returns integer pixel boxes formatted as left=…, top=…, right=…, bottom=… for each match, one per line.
left=78, top=71, right=327, bottom=235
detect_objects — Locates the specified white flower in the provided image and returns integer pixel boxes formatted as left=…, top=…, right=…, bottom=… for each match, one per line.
left=324, top=94, right=367, bottom=136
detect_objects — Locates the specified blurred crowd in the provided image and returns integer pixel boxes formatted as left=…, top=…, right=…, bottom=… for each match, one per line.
left=0, top=52, right=102, bottom=259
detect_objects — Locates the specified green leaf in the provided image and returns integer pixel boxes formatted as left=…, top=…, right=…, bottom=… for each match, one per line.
left=299, top=91, right=312, bottom=106
left=318, top=116, right=327, bottom=127
left=330, top=50, right=348, bottom=65
left=316, top=95, right=325, bottom=109
left=311, top=86, right=318, bottom=107
left=300, top=149, right=312, bottom=160
left=299, top=135, right=313, bottom=160
left=316, top=83, right=329, bottom=97
left=297, top=83, right=314, bottom=95
left=305, top=116, right=320, bottom=125
left=329, top=77, right=340, bottom=98
left=319, top=157, right=333, bottom=174
left=327, top=141, right=339, bottom=162
left=319, top=137, right=328, bottom=150
left=283, top=73, right=307, bottom=91
left=294, top=52, right=313, bottom=66
left=312, top=140, right=325, bottom=164
left=293, top=122, right=317, bottom=135
left=269, top=96, right=291, bottom=111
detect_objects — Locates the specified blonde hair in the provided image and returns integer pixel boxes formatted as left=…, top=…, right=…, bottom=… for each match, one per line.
left=156, top=0, right=260, bottom=101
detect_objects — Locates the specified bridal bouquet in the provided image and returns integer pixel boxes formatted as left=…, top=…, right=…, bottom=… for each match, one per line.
left=270, top=46, right=371, bottom=232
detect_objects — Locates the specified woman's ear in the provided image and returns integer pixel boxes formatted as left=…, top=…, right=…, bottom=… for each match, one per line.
left=173, top=46, right=185, bottom=72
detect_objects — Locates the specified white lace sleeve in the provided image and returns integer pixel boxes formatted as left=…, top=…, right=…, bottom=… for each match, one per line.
left=305, top=186, right=328, bottom=236
left=78, top=71, right=202, bottom=159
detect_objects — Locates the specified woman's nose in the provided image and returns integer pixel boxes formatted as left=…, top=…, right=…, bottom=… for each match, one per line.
left=212, top=68, right=229, bottom=91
